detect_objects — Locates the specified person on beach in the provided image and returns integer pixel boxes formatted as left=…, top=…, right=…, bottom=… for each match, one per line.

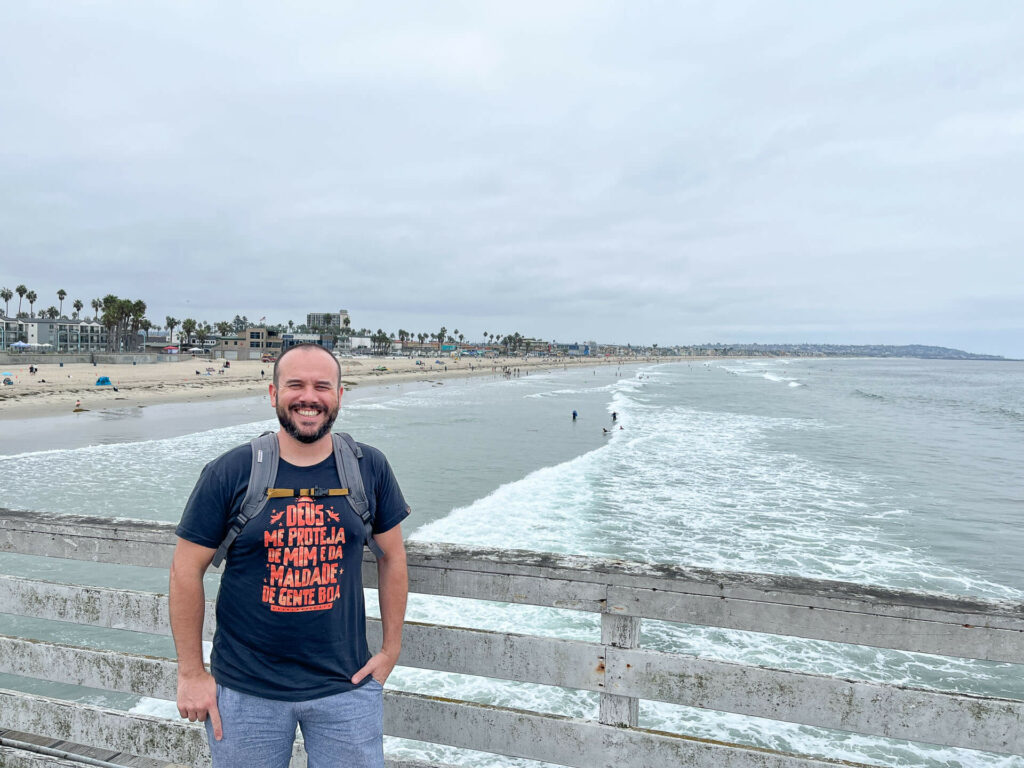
left=170, top=343, right=409, bottom=768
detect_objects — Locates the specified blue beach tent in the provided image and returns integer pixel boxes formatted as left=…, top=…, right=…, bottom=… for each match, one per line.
left=95, top=376, right=112, bottom=386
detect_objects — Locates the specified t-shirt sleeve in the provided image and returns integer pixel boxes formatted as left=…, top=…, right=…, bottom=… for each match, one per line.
left=176, top=447, right=248, bottom=549
left=364, top=445, right=410, bottom=535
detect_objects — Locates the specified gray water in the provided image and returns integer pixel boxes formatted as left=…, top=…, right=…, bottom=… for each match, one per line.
left=1, top=359, right=1022, bottom=767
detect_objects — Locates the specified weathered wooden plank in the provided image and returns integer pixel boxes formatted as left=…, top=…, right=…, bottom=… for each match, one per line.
left=605, top=646, right=1024, bottom=755
left=609, top=585, right=1024, bottom=663
left=0, top=636, right=178, bottom=701
left=46, top=738, right=121, bottom=763
left=0, top=740, right=459, bottom=768
left=0, top=578, right=605, bottom=692
left=368, top=621, right=605, bottom=693
left=0, top=576, right=214, bottom=638
left=0, top=510, right=177, bottom=570
left=5, top=686, right=869, bottom=768
left=0, top=728, right=53, bottom=747
left=8, top=545, right=1015, bottom=668
left=5, top=510, right=1023, bottom=633
left=598, top=613, right=640, bottom=727
left=382, top=564, right=607, bottom=613
left=0, top=629, right=602, bottom=705
left=6, top=507, right=1021, bottom=623
left=0, top=681, right=890, bottom=768
left=400, top=542, right=1024, bottom=628
left=0, top=745, right=91, bottom=768
left=0, top=689, right=212, bottom=767
left=6, top=634, right=1018, bottom=756
left=385, top=690, right=876, bottom=768
left=11, top=564, right=1006, bottom=671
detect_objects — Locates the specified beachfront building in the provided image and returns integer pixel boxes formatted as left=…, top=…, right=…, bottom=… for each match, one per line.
left=2, top=316, right=108, bottom=352
left=0, top=316, right=23, bottom=348
left=549, top=341, right=594, bottom=357
left=306, top=309, right=349, bottom=330
left=209, top=334, right=246, bottom=360
left=343, top=336, right=372, bottom=353
left=281, top=332, right=333, bottom=352
left=244, top=326, right=282, bottom=357
left=207, top=327, right=334, bottom=360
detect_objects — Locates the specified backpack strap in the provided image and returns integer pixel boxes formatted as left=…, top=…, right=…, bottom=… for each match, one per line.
left=332, top=432, right=385, bottom=559
left=211, top=432, right=279, bottom=567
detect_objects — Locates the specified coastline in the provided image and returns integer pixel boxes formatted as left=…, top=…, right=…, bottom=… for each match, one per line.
left=0, top=354, right=640, bottom=422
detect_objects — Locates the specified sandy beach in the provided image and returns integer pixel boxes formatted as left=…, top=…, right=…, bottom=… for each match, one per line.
left=0, top=354, right=632, bottom=421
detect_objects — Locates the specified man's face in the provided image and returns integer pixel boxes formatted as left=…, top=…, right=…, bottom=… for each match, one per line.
left=270, top=348, right=342, bottom=444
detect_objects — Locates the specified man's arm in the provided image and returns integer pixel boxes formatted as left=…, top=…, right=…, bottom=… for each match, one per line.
left=352, top=524, right=408, bottom=684
left=168, top=537, right=223, bottom=740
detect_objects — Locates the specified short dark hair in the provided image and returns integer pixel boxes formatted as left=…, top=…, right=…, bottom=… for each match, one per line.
left=273, top=344, right=341, bottom=388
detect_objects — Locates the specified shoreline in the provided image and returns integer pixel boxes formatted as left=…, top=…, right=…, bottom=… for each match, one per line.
left=0, top=355, right=645, bottom=422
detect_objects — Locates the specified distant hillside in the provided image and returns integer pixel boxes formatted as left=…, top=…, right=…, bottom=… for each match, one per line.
left=669, top=343, right=1006, bottom=360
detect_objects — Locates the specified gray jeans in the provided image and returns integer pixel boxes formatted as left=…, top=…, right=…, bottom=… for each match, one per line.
left=205, top=680, right=384, bottom=768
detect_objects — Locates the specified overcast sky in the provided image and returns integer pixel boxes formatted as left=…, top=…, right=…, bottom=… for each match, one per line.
left=2, top=2, right=1022, bottom=356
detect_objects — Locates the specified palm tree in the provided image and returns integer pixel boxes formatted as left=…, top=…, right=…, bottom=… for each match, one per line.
left=0, top=287, right=12, bottom=316
left=91, top=298, right=102, bottom=320
left=57, top=289, right=67, bottom=317
left=165, top=316, right=179, bottom=345
left=342, top=315, right=350, bottom=336
left=180, top=318, right=197, bottom=347
left=25, top=290, right=37, bottom=317
left=73, top=299, right=84, bottom=319
left=138, top=318, right=152, bottom=349
left=195, top=322, right=211, bottom=347
left=216, top=321, right=232, bottom=337
left=15, top=285, right=27, bottom=315
left=128, top=300, right=147, bottom=351
left=100, top=295, right=124, bottom=351
left=44, top=306, right=59, bottom=319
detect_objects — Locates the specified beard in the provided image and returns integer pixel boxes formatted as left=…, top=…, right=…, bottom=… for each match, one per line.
left=276, top=400, right=339, bottom=444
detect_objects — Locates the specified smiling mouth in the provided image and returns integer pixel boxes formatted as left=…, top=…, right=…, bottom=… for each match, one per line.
left=292, top=407, right=323, bottom=418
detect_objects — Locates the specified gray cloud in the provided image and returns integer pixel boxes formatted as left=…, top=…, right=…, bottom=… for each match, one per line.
left=1, top=1, right=1022, bottom=356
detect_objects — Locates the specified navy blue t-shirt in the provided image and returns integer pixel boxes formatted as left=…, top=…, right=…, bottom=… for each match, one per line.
left=176, top=439, right=409, bottom=701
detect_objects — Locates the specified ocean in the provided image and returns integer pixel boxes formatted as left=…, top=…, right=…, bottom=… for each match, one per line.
left=1, top=358, right=1022, bottom=767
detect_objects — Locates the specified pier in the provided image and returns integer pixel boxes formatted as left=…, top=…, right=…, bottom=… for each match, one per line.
left=1, top=507, right=1022, bottom=767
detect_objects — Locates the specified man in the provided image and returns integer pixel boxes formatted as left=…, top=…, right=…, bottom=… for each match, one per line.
left=170, top=343, right=409, bottom=767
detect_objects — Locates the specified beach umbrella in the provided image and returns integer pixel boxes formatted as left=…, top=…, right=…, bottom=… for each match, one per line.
left=1, top=372, right=11, bottom=377
left=10, top=341, right=29, bottom=348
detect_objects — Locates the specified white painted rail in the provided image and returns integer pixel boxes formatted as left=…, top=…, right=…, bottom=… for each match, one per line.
left=1, top=508, right=1023, bottom=767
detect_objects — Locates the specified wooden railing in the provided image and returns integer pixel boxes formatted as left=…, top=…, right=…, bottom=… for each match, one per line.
left=1, top=507, right=1022, bottom=767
